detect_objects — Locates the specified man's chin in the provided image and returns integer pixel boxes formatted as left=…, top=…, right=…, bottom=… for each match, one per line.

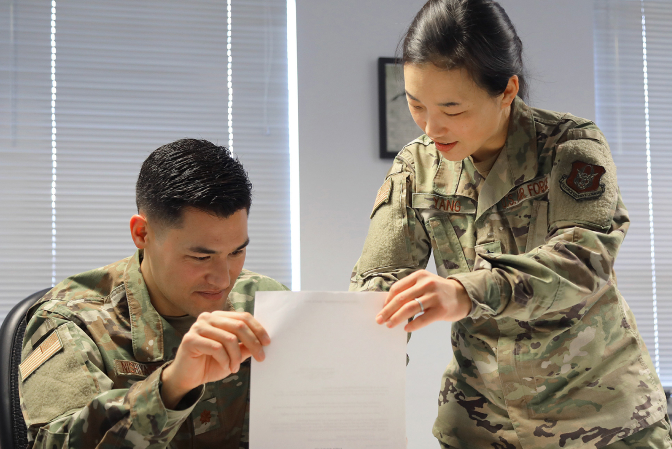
left=192, top=297, right=231, bottom=316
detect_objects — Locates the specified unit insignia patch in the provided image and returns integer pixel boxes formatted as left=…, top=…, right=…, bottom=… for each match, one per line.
left=560, top=161, right=606, bottom=201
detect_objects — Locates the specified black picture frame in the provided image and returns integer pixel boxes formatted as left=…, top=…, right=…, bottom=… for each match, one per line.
left=378, top=57, right=420, bottom=159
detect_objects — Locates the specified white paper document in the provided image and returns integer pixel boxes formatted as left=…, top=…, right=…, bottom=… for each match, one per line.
left=250, top=291, right=407, bottom=449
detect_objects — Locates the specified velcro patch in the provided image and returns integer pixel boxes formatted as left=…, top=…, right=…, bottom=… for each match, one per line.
left=114, top=360, right=161, bottom=378
left=500, top=174, right=550, bottom=209
left=20, top=331, right=63, bottom=381
left=412, top=193, right=476, bottom=214
left=560, top=161, right=606, bottom=201
left=371, top=178, right=392, bottom=218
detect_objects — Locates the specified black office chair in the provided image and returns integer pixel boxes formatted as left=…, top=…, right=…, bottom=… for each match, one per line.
left=0, top=288, right=51, bottom=449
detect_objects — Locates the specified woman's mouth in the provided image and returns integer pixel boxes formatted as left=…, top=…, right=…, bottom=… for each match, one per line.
left=433, top=141, right=457, bottom=152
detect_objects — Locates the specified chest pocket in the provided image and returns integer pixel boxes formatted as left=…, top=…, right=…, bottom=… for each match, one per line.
left=190, top=361, right=251, bottom=442
left=525, top=200, right=549, bottom=252
left=500, top=175, right=550, bottom=254
left=414, top=193, right=476, bottom=277
left=427, top=216, right=470, bottom=276
left=192, top=394, right=222, bottom=436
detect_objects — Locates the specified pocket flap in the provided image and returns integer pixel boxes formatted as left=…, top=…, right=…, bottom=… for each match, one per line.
left=475, top=241, right=502, bottom=256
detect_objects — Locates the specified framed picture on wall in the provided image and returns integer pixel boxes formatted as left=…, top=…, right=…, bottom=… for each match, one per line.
left=378, top=57, right=420, bottom=159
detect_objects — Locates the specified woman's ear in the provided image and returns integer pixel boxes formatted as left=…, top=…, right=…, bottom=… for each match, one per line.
left=502, top=75, right=520, bottom=108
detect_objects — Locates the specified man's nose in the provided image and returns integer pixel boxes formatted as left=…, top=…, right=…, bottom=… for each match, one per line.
left=205, top=258, right=230, bottom=290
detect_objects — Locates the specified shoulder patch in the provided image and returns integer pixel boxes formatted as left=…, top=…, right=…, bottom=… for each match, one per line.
left=371, top=177, right=392, bottom=218
left=559, top=161, right=606, bottom=201
left=20, top=331, right=63, bottom=381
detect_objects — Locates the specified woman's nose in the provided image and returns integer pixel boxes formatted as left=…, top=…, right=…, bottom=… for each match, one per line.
left=424, top=114, right=447, bottom=139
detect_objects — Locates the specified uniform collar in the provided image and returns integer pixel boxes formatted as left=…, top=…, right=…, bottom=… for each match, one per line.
left=123, top=249, right=166, bottom=362
left=431, top=96, right=537, bottom=213
left=475, top=96, right=538, bottom=220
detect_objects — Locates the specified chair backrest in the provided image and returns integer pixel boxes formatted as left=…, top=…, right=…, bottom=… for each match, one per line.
left=0, top=288, right=51, bottom=449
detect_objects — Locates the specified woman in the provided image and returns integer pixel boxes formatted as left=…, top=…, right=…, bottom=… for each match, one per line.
left=349, top=0, right=670, bottom=448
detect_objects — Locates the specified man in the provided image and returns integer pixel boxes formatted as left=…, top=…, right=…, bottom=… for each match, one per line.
left=18, top=139, right=287, bottom=448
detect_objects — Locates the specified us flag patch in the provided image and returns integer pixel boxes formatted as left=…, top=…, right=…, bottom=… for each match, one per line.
left=19, top=330, right=63, bottom=381
left=371, top=178, right=392, bottom=218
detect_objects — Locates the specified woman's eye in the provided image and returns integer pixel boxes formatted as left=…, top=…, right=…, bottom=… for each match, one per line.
left=444, top=111, right=463, bottom=117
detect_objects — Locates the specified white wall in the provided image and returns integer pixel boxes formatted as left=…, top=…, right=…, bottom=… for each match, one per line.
left=296, top=1, right=595, bottom=447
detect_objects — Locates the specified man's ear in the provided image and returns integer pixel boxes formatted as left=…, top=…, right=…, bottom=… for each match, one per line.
left=130, top=214, right=149, bottom=249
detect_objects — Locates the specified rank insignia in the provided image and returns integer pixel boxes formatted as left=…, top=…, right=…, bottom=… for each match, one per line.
left=560, top=161, right=606, bottom=201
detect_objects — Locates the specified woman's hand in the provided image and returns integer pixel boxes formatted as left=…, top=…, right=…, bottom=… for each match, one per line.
left=376, top=270, right=472, bottom=332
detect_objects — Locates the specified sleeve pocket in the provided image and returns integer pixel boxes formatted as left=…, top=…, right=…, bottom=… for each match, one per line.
left=357, top=173, right=414, bottom=275
left=20, top=324, right=100, bottom=426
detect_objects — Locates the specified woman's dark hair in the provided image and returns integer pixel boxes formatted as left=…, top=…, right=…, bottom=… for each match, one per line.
left=136, top=139, right=252, bottom=227
left=401, top=0, right=528, bottom=101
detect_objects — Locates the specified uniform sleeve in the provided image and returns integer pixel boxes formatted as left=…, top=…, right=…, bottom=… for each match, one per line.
left=349, top=157, right=432, bottom=292
left=19, top=310, right=204, bottom=448
left=450, top=137, right=626, bottom=321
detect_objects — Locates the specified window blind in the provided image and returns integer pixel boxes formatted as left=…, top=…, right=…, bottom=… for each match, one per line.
left=594, top=0, right=672, bottom=385
left=0, top=0, right=292, bottom=325
left=0, top=0, right=53, bottom=321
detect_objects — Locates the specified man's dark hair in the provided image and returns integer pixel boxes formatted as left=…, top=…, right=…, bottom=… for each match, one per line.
left=136, top=139, right=252, bottom=227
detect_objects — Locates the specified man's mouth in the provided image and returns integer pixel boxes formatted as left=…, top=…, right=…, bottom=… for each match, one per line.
left=196, top=290, right=225, bottom=300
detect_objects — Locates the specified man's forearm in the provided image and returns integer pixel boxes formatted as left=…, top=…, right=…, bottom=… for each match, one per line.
left=27, top=366, right=201, bottom=448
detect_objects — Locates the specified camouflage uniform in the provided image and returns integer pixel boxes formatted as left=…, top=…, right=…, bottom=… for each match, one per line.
left=19, top=250, right=288, bottom=448
left=350, top=97, right=670, bottom=448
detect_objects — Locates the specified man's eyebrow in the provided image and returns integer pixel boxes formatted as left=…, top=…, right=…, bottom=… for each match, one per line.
left=234, top=238, right=250, bottom=252
left=405, top=90, right=461, bottom=108
left=188, top=238, right=250, bottom=255
left=188, top=246, right=218, bottom=255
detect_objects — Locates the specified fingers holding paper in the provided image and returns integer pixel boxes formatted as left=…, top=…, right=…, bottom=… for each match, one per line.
left=161, top=311, right=270, bottom=408
left=375, top=270, right=472, bottom=332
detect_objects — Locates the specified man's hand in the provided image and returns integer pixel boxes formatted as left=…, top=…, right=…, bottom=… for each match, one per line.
left=376, top=270, right=471, bottom=332
left=160, top=311, right=270, bottom=409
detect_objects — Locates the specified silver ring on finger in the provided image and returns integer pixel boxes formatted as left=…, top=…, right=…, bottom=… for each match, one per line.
left=413, top=298, right=424, bottom=315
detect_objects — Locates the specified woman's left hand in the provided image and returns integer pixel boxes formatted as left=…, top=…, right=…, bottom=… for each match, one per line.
left=376, top=270, right=472, bottom=332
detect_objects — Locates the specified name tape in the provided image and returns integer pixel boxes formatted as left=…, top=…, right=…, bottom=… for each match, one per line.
left=412, top=193, right=476, bottom=214
left=114, top=360, right=161, bottom=377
